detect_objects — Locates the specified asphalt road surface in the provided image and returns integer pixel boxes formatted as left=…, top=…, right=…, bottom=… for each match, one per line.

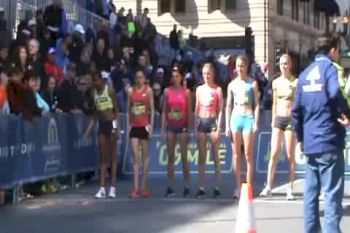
left=1, top=175, right=350, bottom=233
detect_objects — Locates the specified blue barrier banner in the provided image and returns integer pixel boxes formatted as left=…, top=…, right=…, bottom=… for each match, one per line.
left=0, top=114, right=99, bottom=188
left=121, top=112, right=350, bottom=177
left=122, top=133, right=233, bottom=175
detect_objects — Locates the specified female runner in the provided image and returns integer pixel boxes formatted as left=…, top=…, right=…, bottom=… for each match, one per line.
left=195, top=62, right=224, bottom=198
left=259, top=54, right=297, bottom=200
left=225, top=55, right=260, bottom=199
left=127, top=69, right=155, bottom=198
left=161, top=65, right=192, bottom=197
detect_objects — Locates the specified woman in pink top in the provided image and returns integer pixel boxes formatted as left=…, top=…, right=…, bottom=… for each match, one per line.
left=161, top=65, right=192, bottom=198
left=195, top=62, right=224, bottom=198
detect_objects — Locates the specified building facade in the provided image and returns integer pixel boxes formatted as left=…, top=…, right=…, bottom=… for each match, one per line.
left=113, top=0, right=338, bottom=75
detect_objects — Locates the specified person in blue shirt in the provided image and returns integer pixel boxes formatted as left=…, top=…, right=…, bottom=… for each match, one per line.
left=292, top=33, right=350, bottom=233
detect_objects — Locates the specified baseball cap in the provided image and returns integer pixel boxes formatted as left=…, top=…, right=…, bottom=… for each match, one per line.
left=156, top=67, right=164, bottom=74
left=74, top=24, right=85, bottom=34
left=28, top=18, right=37, bottom=27
left=101, top=71, right=110, bottom=79
left=48, top=47, right=56, bottom=54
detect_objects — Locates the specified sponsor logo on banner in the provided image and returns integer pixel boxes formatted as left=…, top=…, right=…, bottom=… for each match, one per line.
left=256, top=131, right=350, bottom=175
left=122, top=134, right=233, bottom=175
left=43, top=118, right=62, bottom=174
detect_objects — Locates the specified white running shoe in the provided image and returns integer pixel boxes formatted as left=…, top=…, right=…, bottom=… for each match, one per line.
left=286, top=188, right=295, bottom=201
left=108, top=187, right=116, bottom=199
left=95, top=187, right=106, bottom=199
left=259, top=186, right=272, bottom=198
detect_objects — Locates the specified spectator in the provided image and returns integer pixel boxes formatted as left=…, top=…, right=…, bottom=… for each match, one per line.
left=41, top=75, right=60, bottom=113
left=27, top=18, right=37, bottom=39
left=0, top=42, right=9, bottom=72
left=0, top=68, right=9, bottom=114
left=169, top=24, right=179, bottom=51
left=152, top=82, right=163, bottom=116
left=27, top=38, right=46, bottom=90
left=156, top=36, right=174, bottom=67
left=97, top=21, right=110, bottom=49
left=35, top=10, right=46, bottom=40
left=45, top=47, right=64, bottom=85
left=32, top=77, right=50, bottom=114
left=44, top=0, right=65, bottom=41
left=39, top=28, right=52, bottom=59
left=92, top=38, right=110, bottom=72
left=153, top=67, right=165, bottom=86
left=110, top=59, right=131, bottom=112
left=68, top=24, right=85, bottom=65
left=109, top=3, right=118, bottom=29
left=142, top=18, right=157, bottom=51
left=56, top=35, right=71, bottom=71
left=138, top=8, right=149, bottom=33
left=76, top=76, right=94, bottom=115
left=138, top=54, right=153, bottom=80
left=226, top=55, right=236, bottom=81
left=77, top=45, right=93, bottom=76
left=57, top=62, right=82, bottom=114
left=178, top=30, right=186, bottom=54
left=7, top=69, right=42, bottom=119
left=0, top=7, right=8, bottom=43
left=11, top=45, right=28, bottom=73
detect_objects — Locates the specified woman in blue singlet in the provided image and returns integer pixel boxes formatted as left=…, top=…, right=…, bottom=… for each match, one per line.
left=225, top=55, right=260, bottom=199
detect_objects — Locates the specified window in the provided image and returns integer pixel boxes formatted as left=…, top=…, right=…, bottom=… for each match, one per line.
left=291, top=0, right=299, bottom=21
left=303, top=1, right=310, bottom=25
left=175, top=0, right=186, bottom=13
left=159, top=0, right=171, bottom=14
left=277, top=0, right=283, bottom=15
left=306, top=2, right=310, bottom=25
left=225, top=0, right=236, bottom=11
left=314, top=11, right=320, bottom=29
left=208, top=0, right=221, bottom=13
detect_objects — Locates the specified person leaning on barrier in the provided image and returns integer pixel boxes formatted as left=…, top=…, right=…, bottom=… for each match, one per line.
left=291, top=33, right=350, bottom=233
left=84, top=71, right=120, bottom=199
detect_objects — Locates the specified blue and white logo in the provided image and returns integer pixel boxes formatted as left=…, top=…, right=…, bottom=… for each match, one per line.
left=43, top=118, right=62, bottom=174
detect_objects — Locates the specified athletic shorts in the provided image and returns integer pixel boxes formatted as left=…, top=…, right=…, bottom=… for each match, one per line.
left=230, top=114, right=254, bottom=133
left=167, top=124, right=188, bottom=134
left=197, top=117, right=217, bottom=133
left=273, top=116, right=292, bottom=131
left=129, top=127, right=149, bottom=140
left=98, top=120, right=117, bottom=135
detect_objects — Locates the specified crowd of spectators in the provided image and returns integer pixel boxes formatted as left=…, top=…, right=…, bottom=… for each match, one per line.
left=0, top=0, right=272, bottom=202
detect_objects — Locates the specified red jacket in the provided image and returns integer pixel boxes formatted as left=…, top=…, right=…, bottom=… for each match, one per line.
left=45, top=61, right=64, bottom=84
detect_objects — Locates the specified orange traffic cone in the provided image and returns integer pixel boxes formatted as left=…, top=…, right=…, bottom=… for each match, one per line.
left=235, top=183, right=257, bottom=233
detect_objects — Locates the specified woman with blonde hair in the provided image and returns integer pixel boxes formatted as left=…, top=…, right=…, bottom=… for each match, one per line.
left=195, top=61, right=224, bottom=198
left=225, top=55, right=260, bottom=199
left=259, top=54, right=297, bottom=200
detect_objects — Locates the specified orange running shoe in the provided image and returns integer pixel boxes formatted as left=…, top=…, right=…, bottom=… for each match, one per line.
left=130, top=189, right=139, bottom=199
left=141, top=188, right=150, bottom=198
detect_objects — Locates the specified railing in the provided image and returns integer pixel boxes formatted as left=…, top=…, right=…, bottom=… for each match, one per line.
left=0, top=0, right=109, bottom=38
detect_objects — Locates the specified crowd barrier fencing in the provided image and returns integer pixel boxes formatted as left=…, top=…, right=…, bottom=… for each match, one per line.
left=1, top=111, right=350, bottom=202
